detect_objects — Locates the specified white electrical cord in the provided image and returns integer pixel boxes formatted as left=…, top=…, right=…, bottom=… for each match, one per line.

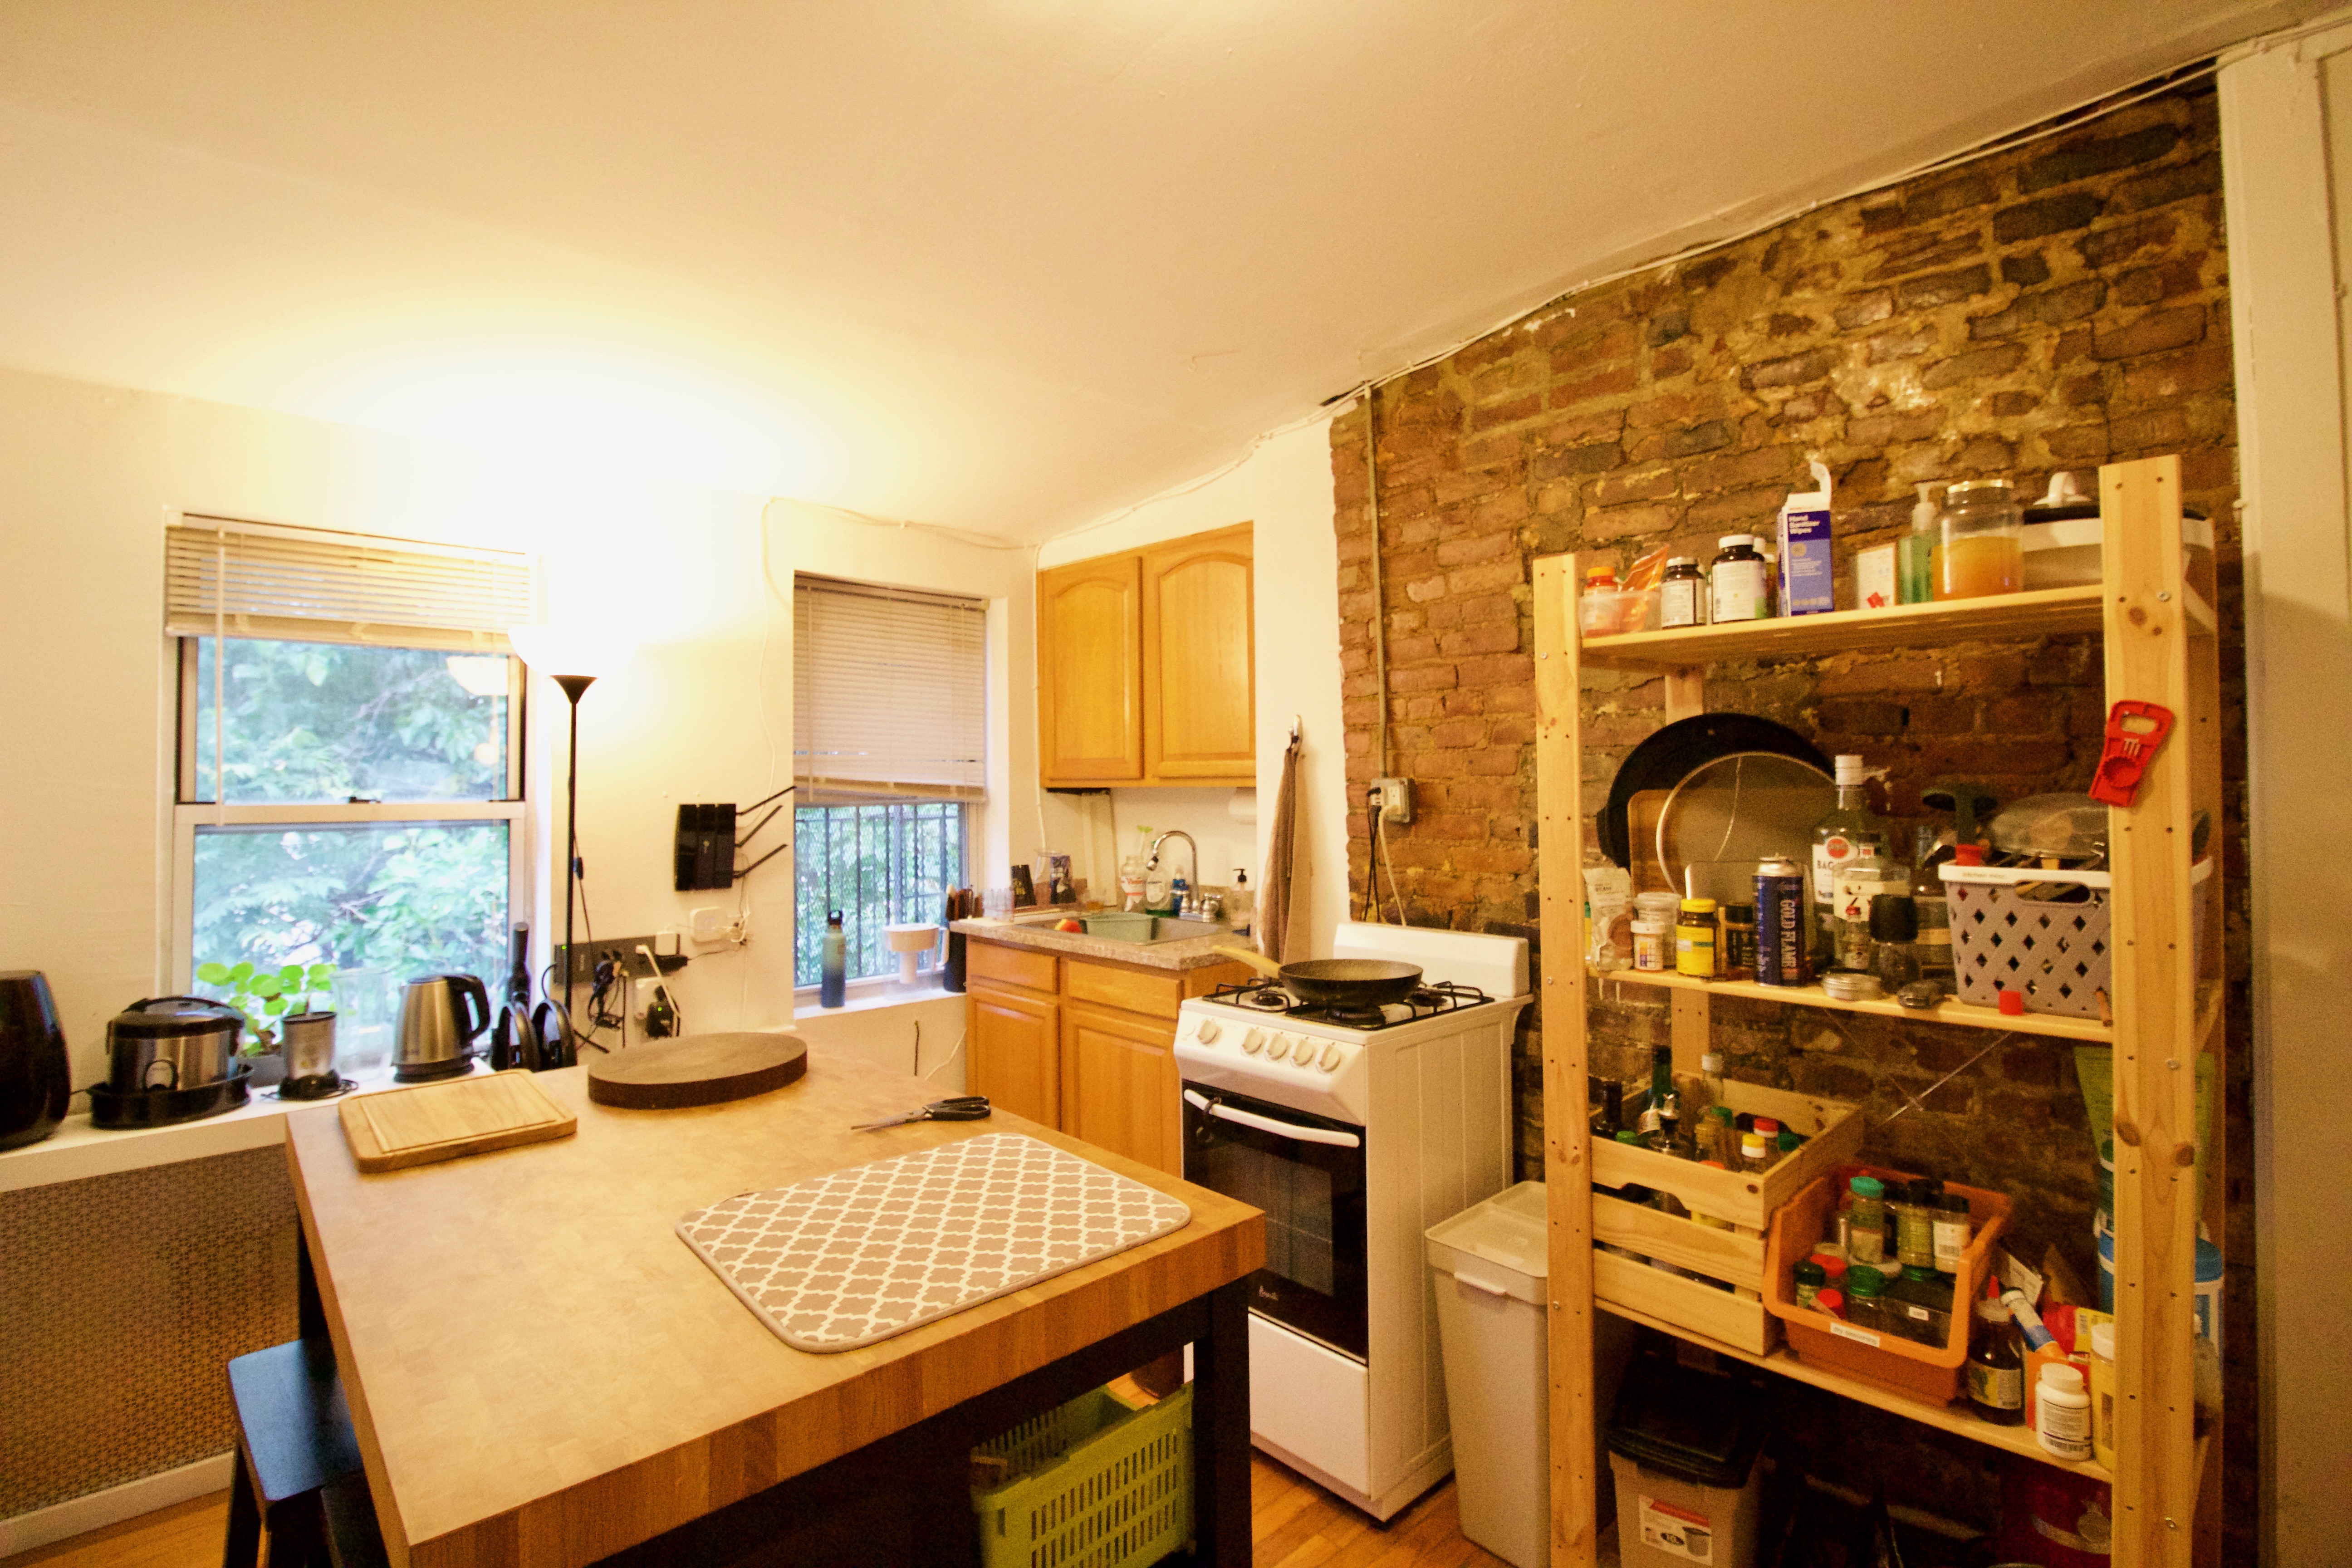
left=1375, top=806, right=1406, bottom=926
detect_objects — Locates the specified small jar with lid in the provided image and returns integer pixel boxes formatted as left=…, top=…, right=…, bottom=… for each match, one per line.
left=1844, top=1265, right=1888, bottom=1332
left=1659, top=556, right=1708, bottom=627
left=1845, top=1175, right=1889, bottom=1267
left=1631, top=918, right=1671, bottom=972
left=1934, top=479, right=2024, bottom=600
left=1674, top=897, right=1720, bottom=978
left=1720, top=902, right=1757, bottom=980
left=1708, top=535, right=1772, bottom=623
left=1793, top=1259, right=1827, bottom=1309
left=1894, top=1177, right=1942, bottom=1270
left=1931, top=1192, right=1973, bottom=1274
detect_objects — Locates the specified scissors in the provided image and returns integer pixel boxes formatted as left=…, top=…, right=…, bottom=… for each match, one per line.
left=852, top=1095, right=992, bottom=1131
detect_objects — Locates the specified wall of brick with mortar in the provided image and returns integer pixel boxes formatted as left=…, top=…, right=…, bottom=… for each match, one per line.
left=1328, top=82, right=2253, bottom=1545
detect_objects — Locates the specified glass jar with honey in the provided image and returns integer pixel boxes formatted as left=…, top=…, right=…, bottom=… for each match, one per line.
left=1933, top=479, right=2024, bottom=600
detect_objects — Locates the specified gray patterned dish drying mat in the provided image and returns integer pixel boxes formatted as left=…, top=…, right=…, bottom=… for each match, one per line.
left=676, top=1131, right=1193, bottom=1352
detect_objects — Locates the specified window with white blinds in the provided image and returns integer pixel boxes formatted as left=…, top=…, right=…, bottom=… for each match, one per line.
left=794, top=575, right=987, bottom=800
left=165, top=514, right=536, bottom=650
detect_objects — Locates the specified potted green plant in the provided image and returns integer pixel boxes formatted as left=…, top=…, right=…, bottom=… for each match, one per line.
left=196, top=960, right=336, bottom=1086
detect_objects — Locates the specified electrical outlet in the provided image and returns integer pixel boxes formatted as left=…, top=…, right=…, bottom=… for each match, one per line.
left=555, top=936, right=688, bottom=984
left=1373, top=777, right=1414, bottom=824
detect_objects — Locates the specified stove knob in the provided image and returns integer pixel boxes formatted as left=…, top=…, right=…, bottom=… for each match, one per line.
left=1196, top=1019, right=1221, bottom=1044
left=1264, top=1033, right=1292, bottom=1062
left=1319, top=1042, right=1344, bottom=1073
left=1240, top=1029, right=1265, bottom=1055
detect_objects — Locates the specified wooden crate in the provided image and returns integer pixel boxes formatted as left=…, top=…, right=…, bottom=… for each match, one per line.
left=1590, top=1081, right=1862, bottom=1356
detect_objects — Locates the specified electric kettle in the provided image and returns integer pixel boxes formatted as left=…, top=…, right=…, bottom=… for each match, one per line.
left=394, top=974, right=490, bottom=1082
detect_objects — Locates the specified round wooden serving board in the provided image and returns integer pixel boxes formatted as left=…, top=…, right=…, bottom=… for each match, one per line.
left=587, top=1031, right=808, bottom=1109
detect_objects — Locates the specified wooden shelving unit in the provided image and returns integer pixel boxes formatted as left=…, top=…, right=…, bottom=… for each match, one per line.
left=1534, top=456, right=2225, bottom=1567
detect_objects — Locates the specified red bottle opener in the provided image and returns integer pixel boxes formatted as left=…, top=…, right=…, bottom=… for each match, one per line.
left=2088, top=700, right=2175, bottom=807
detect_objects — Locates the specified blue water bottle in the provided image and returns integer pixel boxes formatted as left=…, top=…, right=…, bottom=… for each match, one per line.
left=820, top=910, right=847, bottom=1008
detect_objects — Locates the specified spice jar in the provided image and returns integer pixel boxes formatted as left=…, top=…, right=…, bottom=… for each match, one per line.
left=1933, top=478, right=2024, bottom=600
left=1931, top=1192, right=1973, bottom=1274
left=1793, top=1259, right=1827, bottom=1309
left=1895, top=1177, right=1942, bottom=1270
left=1660, top=556, right=1708, bottom=627
left=1845, top=1265, right=1887, bottom=1333
left=1721, top=902, right=1758, bottom=980
left=1846, top=1176, right=1889, bottom=1267
left=1708, top=534, right=1772, bottom=622
left=1674, top=897, right=1720, bottom=978
left=1631, top=919, right=1670, bottom=972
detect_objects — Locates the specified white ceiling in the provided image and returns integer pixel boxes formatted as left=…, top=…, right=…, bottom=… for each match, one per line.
left=0, top=2, right=2318, bottom=541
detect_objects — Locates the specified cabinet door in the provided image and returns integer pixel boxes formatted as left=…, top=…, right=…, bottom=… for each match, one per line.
left=1037, top=555, right=1144, bottom=784
left=966, top=982, right=1060, bottom=1129
left=1142, top=526, right=1254, bottom=782
left=1059, top=997, right=1183, bottom=1176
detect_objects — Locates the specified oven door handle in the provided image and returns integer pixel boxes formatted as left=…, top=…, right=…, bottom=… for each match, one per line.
left=1183, top=1088, right=1362, bottom=1149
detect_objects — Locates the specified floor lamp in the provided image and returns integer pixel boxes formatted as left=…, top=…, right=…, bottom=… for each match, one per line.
left=508, top=626, right=633, bottom=1057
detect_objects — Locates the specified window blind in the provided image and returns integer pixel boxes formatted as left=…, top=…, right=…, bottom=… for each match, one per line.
left=794, top=575, right=987, bottom=800
left=164, top=514, right=537, bottom=651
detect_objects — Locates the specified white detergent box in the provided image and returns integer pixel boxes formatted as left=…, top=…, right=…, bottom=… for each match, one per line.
left=1777, top=458, right=1836, bottom=617
left=1855, top=544, right=1897, bottom=611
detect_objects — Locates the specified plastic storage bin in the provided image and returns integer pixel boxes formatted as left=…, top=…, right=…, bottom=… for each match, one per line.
left=1426, top=1182, right=1550, bottom=1568
left=1763, top=1163, right=2012, bottom=1404
left=971, top=1381, right=1192, bottom=1568
left=1943, top=859, right=2210, bottom=1018
left=1607, top=1357, right=1767, bottom=1568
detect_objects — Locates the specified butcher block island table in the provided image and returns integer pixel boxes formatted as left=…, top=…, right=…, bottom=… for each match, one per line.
left=284, top=1044, right=1264, bottom=1568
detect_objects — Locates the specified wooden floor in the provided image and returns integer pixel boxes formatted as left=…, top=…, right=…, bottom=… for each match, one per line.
left=6, top=1458, right=1618, bottom=1568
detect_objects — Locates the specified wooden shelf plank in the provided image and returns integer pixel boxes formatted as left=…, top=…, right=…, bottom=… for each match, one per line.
left=1593, top=967, right=2113, bottom=1042
left=1580, top=585, right=2105, bottom=670
left=1597, top=1299, right=2116, bottom=1485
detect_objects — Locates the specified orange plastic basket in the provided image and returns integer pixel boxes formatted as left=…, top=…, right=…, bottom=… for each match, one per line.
left=1763, top=1163, right=2011, bottom=1404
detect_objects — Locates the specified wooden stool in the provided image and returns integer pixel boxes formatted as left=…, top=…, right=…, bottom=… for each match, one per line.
left=222, top=1339, right=379, bottom=1568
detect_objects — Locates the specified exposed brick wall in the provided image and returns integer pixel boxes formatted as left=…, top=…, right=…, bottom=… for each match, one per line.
left=1330, top=83, right=2254, bottom=1545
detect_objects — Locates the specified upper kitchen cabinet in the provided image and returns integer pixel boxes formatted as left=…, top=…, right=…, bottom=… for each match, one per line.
left=1037, top=524, right=1254, bottom=788
left=1037, top=554, right=1146, bottom=783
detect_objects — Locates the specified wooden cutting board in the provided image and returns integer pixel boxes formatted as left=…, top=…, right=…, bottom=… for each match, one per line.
left=339, top=1071, right=576, bottom=1173
left=587, top=1031, right=807, bottom=1110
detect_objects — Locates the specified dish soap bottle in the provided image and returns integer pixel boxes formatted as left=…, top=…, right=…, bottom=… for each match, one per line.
left=819, top=910, right=847, bottom=1009
left=1227, top=868, right=1254, bottom=937
left=1898, top=482, right=1939, bottom=604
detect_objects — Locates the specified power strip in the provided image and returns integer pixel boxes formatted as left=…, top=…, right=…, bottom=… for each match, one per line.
left=554, top=936, right=688, bottom=985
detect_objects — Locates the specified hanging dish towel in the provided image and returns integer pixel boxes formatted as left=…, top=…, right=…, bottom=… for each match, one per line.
left=1261, top=731, right=1312, bottom=963
left=676, top=1132, right=1191, bottom=1352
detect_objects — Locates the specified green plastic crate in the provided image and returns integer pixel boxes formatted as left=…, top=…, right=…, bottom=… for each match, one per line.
left=971, top=1382, right=1194, bottom=1568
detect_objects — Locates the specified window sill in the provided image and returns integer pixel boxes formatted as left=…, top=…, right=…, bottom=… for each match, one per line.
left=795, top=977, right=957, bottom=1019
left=0, top=1060, right=493, bottom=1195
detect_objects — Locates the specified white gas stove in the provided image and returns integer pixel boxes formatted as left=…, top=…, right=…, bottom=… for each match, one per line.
left=1174, top=921, right=1529, bottom=1521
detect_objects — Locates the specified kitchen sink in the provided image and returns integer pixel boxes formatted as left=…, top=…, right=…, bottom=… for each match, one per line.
left=1083, top=914, right=1229, bottom=945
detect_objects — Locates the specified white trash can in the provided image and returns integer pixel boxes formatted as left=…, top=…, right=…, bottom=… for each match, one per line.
left=1426, top=1181, right=1553, bottom=1568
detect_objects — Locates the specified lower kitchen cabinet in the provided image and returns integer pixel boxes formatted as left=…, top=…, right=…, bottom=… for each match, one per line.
left=1061, top=999, right=1183, bottom=1176
left=966, top=983, right=1059, bottom=1128
left=964, top=938, right=1249, bottom=1175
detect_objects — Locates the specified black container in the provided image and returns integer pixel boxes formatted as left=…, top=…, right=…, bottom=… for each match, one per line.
left=943, top=933, right=968, bottom=994
left=1605, top=1355, right=1766, bottom=1489
left=0, top=970, right=73, bottom=1149
left=87, top=1063, right=252, bottom=1128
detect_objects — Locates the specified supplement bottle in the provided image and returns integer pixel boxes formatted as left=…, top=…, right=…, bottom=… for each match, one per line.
left=1659, top=556, right=1707, bottom=627
left=1708, top=534, right=1771, bottom=622
left=2088, top=1320, right=2119, bottom=1469
left=2036, top=1363, right=2094, bottom=1461
left=1674, top=897, right=1720, bottom=979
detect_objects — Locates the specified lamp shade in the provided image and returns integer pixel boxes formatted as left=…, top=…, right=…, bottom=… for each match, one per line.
left=508, top=623, right=636, bottom=680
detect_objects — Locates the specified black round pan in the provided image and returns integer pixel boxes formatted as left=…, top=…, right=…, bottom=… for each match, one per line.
left=1215, top=949, right=1423, bottom=1008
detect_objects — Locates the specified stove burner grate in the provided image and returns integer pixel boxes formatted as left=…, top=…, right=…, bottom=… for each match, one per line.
left=1203, top=977, right=1494, bottom=1029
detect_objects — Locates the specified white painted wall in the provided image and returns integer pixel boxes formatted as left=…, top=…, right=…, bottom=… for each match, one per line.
left=2219, top=25, right=2352, bottom=1563
left=1037, top=420, right=1345, bottom=956
left=0, top=363, right=796, bottom=1092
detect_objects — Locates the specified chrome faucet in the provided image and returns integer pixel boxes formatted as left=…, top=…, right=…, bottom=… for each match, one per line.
left=1145, top=830, right=1200, bottom=916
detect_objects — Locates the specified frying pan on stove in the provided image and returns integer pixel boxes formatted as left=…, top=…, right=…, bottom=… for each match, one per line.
left=1213, top=947, right=1423, bottom=1008
left=1598, top=714, right=1831, bottom=870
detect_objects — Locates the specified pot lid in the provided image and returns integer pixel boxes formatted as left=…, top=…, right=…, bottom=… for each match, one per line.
left=110, top=996, right=243, bottom=1038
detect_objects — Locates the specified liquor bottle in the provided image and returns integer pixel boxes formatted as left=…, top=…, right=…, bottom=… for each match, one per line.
left=1811, top=755, right=1892, bottom=962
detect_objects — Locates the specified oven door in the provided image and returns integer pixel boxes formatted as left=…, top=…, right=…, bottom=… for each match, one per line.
left=1181, top=1083, right=1368, bottom=1362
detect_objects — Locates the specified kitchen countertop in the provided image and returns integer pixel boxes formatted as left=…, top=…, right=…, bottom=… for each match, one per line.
left=949, top=915, right=1255, bottom=971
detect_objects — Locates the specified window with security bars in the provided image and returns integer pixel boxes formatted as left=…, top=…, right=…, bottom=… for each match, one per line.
left=792, top=574, right=985, bottom=987
left=793, top=803, right=967, bottom=985
left=169, top=515, right=534, bottom=1043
